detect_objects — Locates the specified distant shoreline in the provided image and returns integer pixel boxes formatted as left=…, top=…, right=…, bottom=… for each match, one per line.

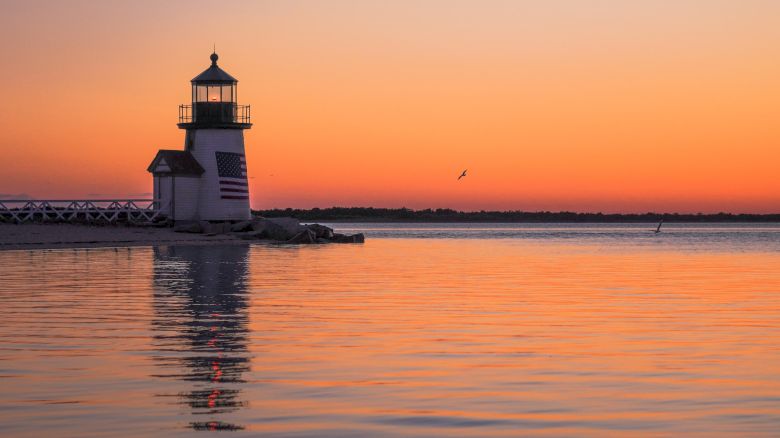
left=255, top=208, right=780, bottom=223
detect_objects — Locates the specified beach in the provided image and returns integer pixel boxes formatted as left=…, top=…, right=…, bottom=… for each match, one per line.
left=0, top=223, right=246, bottom=251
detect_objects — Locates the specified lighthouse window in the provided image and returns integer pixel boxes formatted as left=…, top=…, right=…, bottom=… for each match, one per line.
left=207, top=86, right=221, bottom=102
left=221, top=85, right=233, bottom=102
left=196, top=86, right=208, bottom=102
left=195, top=85, right=235, bottom=102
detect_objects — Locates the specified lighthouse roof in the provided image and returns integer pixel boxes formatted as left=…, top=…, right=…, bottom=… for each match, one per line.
left=191, top=52, right=237, bottom=84
left=147, top=150, right=205, bottom=176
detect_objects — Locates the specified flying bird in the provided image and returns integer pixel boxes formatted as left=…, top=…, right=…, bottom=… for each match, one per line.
left=654, top=219, right=663, bottom=234
left=457, top=169, right=467, bottom=181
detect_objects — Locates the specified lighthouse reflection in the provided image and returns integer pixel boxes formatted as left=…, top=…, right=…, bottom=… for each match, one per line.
left=151, top=244, right=251, bottom=431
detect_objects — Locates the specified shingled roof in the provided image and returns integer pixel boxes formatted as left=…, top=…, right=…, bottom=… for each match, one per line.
left=147, top=150, right=205, bottom=176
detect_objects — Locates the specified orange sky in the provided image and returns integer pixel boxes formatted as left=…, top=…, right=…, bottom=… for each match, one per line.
left=0, top=0, right=778, bottom=213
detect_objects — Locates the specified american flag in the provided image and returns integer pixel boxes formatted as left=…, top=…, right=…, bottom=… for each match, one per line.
left=215, top=152, right=248, bottom=200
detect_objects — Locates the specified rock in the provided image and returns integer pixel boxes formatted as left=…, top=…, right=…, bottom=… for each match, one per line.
left=173, top=221, right=202, bottom=233
left=267, top=217, right=307, bottom=234
left=233, top=230, right=266, bottom=240
left=250, top=219, right=268, bottom=233
left=231, top=220, right=253, bottom=232
left=307, top=223, right=334, bottom=239
left=263, top=221, right=293, bottom=241
left=331, top=233, right=365, bottom=243
left=198, top=220, right=213, bottom=234
left=286, top=229, right=316, bottom=244
left=256, top=217, right=306, bottom=241
left=200, top=221, right=232, bottom=235
left=179, top=217, right=365, bottom=243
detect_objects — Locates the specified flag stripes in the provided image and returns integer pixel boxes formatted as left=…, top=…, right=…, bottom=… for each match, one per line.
left=215, top=152, right=249, bottom=200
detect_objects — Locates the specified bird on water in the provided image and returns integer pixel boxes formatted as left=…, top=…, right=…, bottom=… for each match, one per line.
left=458, top=169, right=467, bottom=180
left=654, top=219, right=664, bottom=234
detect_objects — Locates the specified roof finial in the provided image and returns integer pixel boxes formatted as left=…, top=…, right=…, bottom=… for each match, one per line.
left=210, top=44, right=218, bottom=66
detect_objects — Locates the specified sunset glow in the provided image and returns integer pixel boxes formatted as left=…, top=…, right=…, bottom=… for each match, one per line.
left=1, top=1, right=778, bottom=212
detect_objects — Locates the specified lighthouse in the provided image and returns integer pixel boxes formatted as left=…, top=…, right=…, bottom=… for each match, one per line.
left=148, top=52, right=252, bottom=222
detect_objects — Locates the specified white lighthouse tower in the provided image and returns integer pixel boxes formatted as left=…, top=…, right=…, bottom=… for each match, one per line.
left=148, top=52, right=252, bottom=222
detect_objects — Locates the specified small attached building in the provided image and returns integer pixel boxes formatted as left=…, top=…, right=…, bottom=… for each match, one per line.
left=147, top=150, right=204, bottom=221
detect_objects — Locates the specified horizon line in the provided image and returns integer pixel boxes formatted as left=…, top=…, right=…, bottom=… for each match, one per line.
left=253, top=207, right=780, bottom=216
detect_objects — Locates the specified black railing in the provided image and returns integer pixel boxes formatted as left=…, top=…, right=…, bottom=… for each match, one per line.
left=179, top=103, right=250, bottom=125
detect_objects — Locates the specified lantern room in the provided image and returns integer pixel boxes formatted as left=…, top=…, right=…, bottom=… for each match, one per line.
left=178, top=52, right=251, bottom=129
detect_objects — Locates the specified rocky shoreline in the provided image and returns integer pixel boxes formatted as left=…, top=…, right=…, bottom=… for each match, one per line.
left=173, top=217, right=365, bottom=244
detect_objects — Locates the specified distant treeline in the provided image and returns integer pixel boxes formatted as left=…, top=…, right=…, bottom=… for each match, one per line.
left=253, top=207, right=780, bottom=222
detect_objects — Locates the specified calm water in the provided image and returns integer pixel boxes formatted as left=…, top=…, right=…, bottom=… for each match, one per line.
left=1, top=223, right=779, bottom=437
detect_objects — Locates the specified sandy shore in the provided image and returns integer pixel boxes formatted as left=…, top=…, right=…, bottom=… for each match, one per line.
left=0, top=223, right=250, bottom=251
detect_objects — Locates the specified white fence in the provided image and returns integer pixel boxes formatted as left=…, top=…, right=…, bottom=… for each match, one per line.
left=0, top=200, right=163, bottom=224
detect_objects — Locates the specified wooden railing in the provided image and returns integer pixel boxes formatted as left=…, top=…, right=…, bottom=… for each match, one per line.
left=0, top=199, right=163, bottom=224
